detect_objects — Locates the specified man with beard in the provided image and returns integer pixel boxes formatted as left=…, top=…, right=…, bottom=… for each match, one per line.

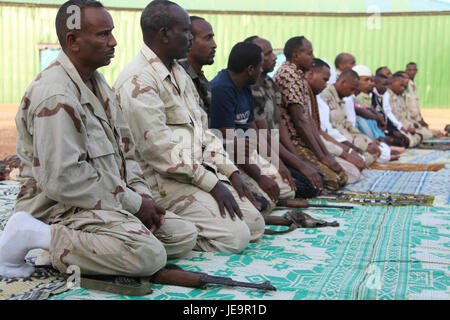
left=320, top=70, right=382, bottom=165
left=375, top=67, right=420, bottom=147
left=353, top=66, right=405, bottom=157
left=115, top=0, right=265, bottom=254
left=372, top=74, right=410, bottom=148
left=0, top=0, right=198, bottom=279
left=385, top=73, right=423, bottom=147
left=274, top=36, right=348, bottom=191
left=305, top=59, right=366, bottom=183
left=400, top=67, right=434, bottom=140
left=179, top=16, right=216, bottom=119
left=245, top=35, right=322, bottom=198
left=210, top=42, right=296, bottom=213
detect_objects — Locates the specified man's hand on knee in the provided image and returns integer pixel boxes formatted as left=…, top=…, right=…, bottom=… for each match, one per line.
left=229, top=171, right=261, bottom=211
left=210, top=181, right=244, bottom=221
left=135, top=195, right=166, bottom=233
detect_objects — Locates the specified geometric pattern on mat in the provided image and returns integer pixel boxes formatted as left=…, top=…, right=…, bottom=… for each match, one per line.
left=0, top=259, right=69, bottom=300
left=0, top=149, right=448, bottom=300
left=343, top=150, right=450, bottom=205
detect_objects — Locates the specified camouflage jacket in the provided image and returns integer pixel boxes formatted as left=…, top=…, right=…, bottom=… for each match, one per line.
left=320, top=84, right=363, bottom=137
left=405, top=80, right=423, bottom=123
left=250, top=75, right=280, bottom=131
left=179, top=59, right=211, bottom=118
left=388, top=88, right=419, bottom=129
left=15, top=51, right=150, bottom=223
left=354, top=92, right=373, bottom=109
left=114, top=44, right=238, bottom=197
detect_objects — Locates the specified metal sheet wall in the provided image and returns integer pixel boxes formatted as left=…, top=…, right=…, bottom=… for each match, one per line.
left=1, top=5, right=449, bottom=108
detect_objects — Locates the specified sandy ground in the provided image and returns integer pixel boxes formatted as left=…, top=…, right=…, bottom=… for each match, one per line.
left=0, top=104, right=449, bottom=160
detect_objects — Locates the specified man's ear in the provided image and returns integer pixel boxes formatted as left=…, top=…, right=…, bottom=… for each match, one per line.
left=66, top=31, right=79, bottom=53
left=292, top=49, right=300, bottom=62
left=159, top=27, right=169, bottom=44
left=247, top=64, right=255, bottom=75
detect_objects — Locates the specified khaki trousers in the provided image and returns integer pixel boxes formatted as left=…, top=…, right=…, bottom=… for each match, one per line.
left=416, top=126, right=433, bottom=140
left=152, top=179, right=265, bottom=254
left=49, top=210, right=197, bottom=277
left=239, top=151, right=296, bottom=212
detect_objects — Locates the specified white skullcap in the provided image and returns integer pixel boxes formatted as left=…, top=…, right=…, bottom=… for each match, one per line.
left=352, top=65, right=372, bottom=77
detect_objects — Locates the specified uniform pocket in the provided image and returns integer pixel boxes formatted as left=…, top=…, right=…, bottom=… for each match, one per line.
left=165, top=105, right=191, bottom=125
left=87, top=135, right=115, bottom=159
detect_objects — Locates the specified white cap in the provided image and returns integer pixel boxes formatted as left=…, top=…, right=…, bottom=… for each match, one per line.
left=352, top=65, right=372, bottom=77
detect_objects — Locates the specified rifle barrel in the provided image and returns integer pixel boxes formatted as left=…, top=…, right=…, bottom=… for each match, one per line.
left=276, top=203, right=353, bottom=210
left=202, top=275, right=277, bottom=291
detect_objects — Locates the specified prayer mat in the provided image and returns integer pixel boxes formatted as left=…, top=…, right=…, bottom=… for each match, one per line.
left=417, top=141, right=450, bottom=151
left=0, top=258, right=69, bottom=300
left=1, top=149, right=448, bottom=301
left=369, top=163, right=445, bottom=172
left=394, top=149, right=450, bottom=165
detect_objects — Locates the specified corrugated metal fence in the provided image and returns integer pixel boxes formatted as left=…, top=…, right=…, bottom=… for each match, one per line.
left=1, top=4, right=449, bottom=108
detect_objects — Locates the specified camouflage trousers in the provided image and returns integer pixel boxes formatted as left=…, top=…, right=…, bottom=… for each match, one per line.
left=337, top=128, right=377, bottom=165
left=402, top=131, right=422, bottom=147
left=151, top=178, right=265, bottom=254
left=416, top=126, right=433, bottom=140
left=295, top=145, right=348, bottom=191
left=49, top=209, right=198, bottom=277
left=240, top=151, right=296, bottom=213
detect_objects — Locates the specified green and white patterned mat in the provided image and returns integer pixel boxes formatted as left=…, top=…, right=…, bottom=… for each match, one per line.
left=0, top=148, right=449, bottom=300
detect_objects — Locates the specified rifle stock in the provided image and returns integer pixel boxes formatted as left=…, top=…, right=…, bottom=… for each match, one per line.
left=151, top=267, right=207, bottom=289
left=151, top=264, right=276, bottom=291
left=276, top=199, right=353, bottom=210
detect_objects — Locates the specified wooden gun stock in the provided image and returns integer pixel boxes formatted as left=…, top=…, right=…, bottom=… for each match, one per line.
left=276, top=199, right=353, bottom=210
left=151, top=264, right=276, bottom=291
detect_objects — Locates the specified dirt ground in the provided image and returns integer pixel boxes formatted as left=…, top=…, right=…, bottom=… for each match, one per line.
left=0, top=104, right=449, bottom=160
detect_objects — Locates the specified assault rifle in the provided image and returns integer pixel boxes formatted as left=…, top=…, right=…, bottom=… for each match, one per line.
left=276, top=199, right=354, bottom=210
left=151, top=264, right=276, bottom=291
left=80, top=264, right=276, bottom=296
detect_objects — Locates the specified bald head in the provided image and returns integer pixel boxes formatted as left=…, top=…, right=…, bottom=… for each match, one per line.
left=376, top=66, right=392, bottom=80
left=337, top=69, right=359, bottom=83
left=335, top=53, right=356, bottom=72
left=335, top=69, right=360, bottom=98
left=55, top=0, right=104, bottom=49
left=245, top=36, right=276, bottom=74
left=141, top=0, right=183, bottom=40
left=187, top=16, right=216, bottom=68
left=249, top=36, right=270, bottom=48
left=140, top=0, right=192, bottom=62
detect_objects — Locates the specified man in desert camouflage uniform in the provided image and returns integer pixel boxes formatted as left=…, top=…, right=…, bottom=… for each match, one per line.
left=115, top=0, right=265, bottom=254
left=0, top=0, right=197, bottom=279
left=179, top=16, right=215, bottom=120
left=386, top=74, right=423, bottom=147
left=320, top=70, right=382, bottom=165
left=402, top=65, right=434, bottom=140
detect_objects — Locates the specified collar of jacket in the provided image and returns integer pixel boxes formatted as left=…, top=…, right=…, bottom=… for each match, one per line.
left=56, top=50, right=111, bottom=123
left=140, top=44, right=187, bottom=95
left=329, top=83, right=345, bottom=103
